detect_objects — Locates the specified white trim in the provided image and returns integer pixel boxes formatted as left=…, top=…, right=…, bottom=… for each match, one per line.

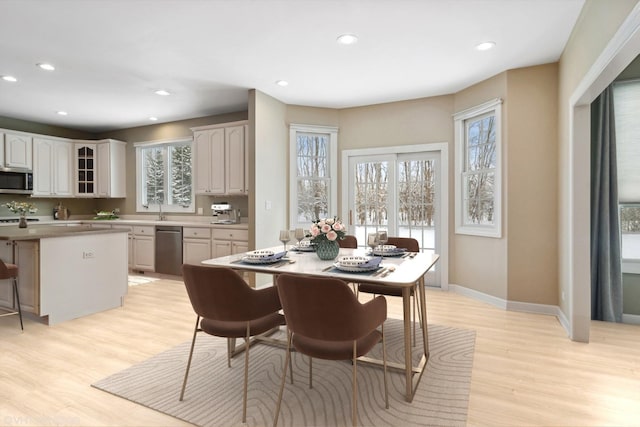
left=622, top=313, right=640, bottom=325
left=288, top=124, right=339, bottom=229
left=567, top=2, right=640, bottom=342
left=622, top=260, right=640, bottom=274
left=448, top=284, right=507, bottom=309
left=133, top=136, right=192, bottom=148
left=454, top=99, right=503, bottom=238
left=190, top=120, right=248, bottom=132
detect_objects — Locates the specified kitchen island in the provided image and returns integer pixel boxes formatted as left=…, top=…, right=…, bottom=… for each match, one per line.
left=0, top=225, right=128, bottom=325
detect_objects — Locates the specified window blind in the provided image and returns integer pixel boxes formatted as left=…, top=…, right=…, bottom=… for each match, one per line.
left=613, top=80, right=640, bottom=203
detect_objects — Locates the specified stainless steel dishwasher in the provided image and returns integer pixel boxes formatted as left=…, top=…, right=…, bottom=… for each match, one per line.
left=155, top=226, right=183, bottom=276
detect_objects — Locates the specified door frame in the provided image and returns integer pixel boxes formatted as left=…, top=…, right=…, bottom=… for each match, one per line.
left=341, top=143, right=449, bottom=290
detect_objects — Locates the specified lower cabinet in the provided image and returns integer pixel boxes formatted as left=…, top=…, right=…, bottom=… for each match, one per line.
left=183, top=227, right=212, bottom=265
left=132, top=226, right=155, bottom=271
left=111, top=225, right=134, bottom=268
left=212, top=228, right=249, bottom=258
left=0, top=241, right=40, bottom=314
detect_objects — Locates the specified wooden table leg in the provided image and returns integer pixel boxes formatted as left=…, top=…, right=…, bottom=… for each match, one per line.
left=402, top=286, right=413, bottom=402
left=418, top=276, right=429, bottom=358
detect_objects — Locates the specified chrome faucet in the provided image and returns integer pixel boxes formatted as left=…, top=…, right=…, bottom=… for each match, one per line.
left=158, top=201, right=165, bottom=221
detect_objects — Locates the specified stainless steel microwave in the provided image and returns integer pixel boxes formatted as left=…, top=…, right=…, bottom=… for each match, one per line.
left=0, top=170, right=33, bottom=194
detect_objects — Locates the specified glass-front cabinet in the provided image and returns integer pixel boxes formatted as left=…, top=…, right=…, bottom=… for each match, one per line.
left=75, top=143, right=96, bottom=196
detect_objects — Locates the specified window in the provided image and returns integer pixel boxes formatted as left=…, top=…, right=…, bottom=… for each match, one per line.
left=454, top=98, right=502, bottom=237
left=134, top=138, right=194, bottom=213
left=289, top=124, right=338, bottom=228
left=614, top=80, right=640, bottom=268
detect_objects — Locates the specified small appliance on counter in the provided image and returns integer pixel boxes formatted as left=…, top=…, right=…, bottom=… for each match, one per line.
left=53, top=203, right=70, bottom=220
left=211, top=203, right=240, bottom=224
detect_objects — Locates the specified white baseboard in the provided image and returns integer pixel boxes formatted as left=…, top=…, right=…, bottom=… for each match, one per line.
left=622, top=313, right=640, bottom=325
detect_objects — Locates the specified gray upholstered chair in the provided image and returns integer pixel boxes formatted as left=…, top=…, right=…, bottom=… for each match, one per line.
left=274, top=274, right=388, bottom=427
left=180, top=264, right=285, bottom=423
left=0, top=258, right=22, bottom=330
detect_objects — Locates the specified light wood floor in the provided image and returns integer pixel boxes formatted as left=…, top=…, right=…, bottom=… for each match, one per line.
left=1, top=275, right=639, bottom=427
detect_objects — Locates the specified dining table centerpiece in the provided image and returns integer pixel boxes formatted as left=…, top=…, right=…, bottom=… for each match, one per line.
left=309, top=217, right=345, bottom=260
left=5, top=201, right=38, bottom=228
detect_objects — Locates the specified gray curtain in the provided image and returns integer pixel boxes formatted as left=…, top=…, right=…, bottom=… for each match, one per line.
left=590, top=85, right=623, bottom=322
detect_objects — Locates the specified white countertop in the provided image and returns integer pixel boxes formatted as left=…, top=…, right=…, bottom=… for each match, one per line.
left=0, top=217, right=249, bottom=229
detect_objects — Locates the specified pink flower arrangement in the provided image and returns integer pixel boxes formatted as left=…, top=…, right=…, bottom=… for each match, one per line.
left=309, top=217, right=346, bottom=244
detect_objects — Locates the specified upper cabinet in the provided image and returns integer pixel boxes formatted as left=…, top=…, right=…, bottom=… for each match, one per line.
left=1, top=132, right=33, bottom=170
left=96, top=139, right=126, bottom=198
left=192, top=120, right=248, bottom=195
left=32, top=137, right=74, bottom=197
left=75, top=142, right=97, bottom=197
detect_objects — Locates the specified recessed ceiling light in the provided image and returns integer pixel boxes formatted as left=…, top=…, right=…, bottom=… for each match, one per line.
left=149, top=117, right=158, bottom=121
left=57, top=111, right=68, bottom=116
left=276, top=80, right=289, bottom=87
left=37, top=63, right=55, bottom=71
left=337, top=33, right=358, bottom=45
left=1, top=75, right=17, bottom=82
left=475, top=41, right=496, bottom=51
left=155, top=89, right=170, bottom=96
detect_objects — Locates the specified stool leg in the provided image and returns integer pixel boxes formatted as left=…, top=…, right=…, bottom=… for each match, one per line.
left=13, top=278, right=23, bottom=330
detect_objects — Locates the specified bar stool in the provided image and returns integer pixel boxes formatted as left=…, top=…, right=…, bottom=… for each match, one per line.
left=0, top=259, right=23, bottom=330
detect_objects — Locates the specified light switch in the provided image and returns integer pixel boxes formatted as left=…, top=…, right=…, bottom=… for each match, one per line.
left=265, top=200, right=272, bottom=210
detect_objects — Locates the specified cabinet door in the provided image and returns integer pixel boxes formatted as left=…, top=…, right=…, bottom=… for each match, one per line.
left=5, top=133, right=33, bottom=169
left=183, top=239, right=212, bottom=265
left=32, top=138, right=54, bottom=196
left=133, top=235, right=155, bottom=271
left=53, top=141, right=73, bottom=196
left=193, top=131, right=212, bottom=194
left=209, top=128, right=226, bottom=194
left=225, top=125, right=245, bottom=194
left=211, top=240, right=232, bottom=258
left=97, top=142, right=110, bottom=197
left=232, top=241, right=248, bottom=255
left=75, top=143, right=97, bottom=196
left=244, top=124, right=249, bottom=195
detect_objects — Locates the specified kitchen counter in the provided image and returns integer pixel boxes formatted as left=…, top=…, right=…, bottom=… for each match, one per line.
left=7, top=218, right=250, bottom=229
left=0, top=224, right=127, bottom=240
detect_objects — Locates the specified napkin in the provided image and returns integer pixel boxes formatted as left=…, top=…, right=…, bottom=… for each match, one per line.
left=261, top=251, right=287, bottom=261
left=356, top=256, right=382, bottom=268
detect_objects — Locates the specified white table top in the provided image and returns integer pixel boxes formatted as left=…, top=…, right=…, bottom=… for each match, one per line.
left=202, top=246, right=439, bottom=288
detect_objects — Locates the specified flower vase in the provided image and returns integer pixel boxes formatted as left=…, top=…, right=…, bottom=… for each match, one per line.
left=315, top=240, right=340, bottom=260
left=18, top=214, right=27, bottom=228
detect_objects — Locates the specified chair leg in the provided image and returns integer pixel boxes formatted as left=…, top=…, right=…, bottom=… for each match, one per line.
left=382, top=323, right=389, bottom=409
left=13, top=278, right=23, bottom=330
left=273, top=330, right=292, bottom=427
left=352, top=340, right=358, bottom=427
left=242, top=324, right=250, bottom=423
left=179, top=316, right=200, bottom=401
left=412, top=293, right=416, bottom=347
left=227, top=338, right=233, bottom=368
left=309, top=356, right=313, bottom=389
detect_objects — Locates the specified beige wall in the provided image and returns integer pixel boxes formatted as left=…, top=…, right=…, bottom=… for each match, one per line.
left=557, top=0, right=639, bottom=320
left=0, top=116, right=94, bottom=139
left=505, top=63, right=559, bottom=305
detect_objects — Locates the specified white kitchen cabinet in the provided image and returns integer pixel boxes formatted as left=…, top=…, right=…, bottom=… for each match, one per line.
left=112, top=225, right=134, bottom=268
left=32, top=137, right=74, bottom=197
left=0, top=241, right=39, bottom=315
left=3, top=132, right=33, bottom=170
left=211, top=228, right=248, bottom=258
left=183, top=227, right=212, bottom=265
left=97, top=139, right=126, bottom=198
left=132, top=225, right=154, bottom=271
left=192, top=120, right=247, bottom=195
left=75, top=143, right=97, bottom=197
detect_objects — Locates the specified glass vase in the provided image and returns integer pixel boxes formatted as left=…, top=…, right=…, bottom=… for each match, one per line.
left=18, top=214, right=27, bottom=228
left=315, top=240, right=340, bottom=260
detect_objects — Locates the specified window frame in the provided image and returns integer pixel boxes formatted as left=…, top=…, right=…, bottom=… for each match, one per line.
left=134, top=137, right=195, bottom=214
left=289, top=124, right=338, bottom=229
left=454, top=98, right=503, bottom=238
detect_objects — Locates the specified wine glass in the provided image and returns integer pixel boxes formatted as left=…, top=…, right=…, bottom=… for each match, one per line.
left=367, top=233, right=379, bottom=255
left=294, top=228, right=306, bottom=246
left=377, top=231, right=388, bottom=256
left=279, top=230, right=291, bottom=252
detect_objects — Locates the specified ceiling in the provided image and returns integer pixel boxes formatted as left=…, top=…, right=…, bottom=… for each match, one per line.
left=0, top=0, right=585, bottom=133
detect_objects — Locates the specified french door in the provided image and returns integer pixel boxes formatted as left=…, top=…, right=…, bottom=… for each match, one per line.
left=344, top=147, right=446, bottom=288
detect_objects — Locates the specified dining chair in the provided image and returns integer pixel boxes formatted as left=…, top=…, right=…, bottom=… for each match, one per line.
left=338, top=234, right=358, bottom=249
left=273, top=274, right=388, bottom=427
left=180, top=264, right=286, bottom=423
left=0, top=258, right=23, bottom=330
left=358, top=237, right=422, bottom=345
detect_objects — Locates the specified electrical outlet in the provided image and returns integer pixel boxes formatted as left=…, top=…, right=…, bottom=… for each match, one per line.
left=197, top=207, right=203, bottom=215
left=265, top=200, right=272, bottom=210
left=561, top=291, right=565, bottom=301
left=83, top=251, right=95, bottom=259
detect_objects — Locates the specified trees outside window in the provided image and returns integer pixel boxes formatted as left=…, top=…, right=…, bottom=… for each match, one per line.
left=136, top=139, right=193, bottom=213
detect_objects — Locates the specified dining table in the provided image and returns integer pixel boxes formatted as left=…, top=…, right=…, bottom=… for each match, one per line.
left=201, top=245, right=440, bottom=402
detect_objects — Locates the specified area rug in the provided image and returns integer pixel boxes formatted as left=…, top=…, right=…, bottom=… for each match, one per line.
left=92, top=320, right=475, bottom=427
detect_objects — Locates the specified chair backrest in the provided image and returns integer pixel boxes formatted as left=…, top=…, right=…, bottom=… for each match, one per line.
left=338, top=235, right=358, bottom=249
left=182, top=264, right=258, bottom=322
left=387, top=237, right=419, bottom=252
left=277, top=274, right=382, bottom=341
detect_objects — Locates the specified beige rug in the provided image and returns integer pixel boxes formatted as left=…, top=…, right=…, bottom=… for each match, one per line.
left=93, top=320, right=475, bottom=426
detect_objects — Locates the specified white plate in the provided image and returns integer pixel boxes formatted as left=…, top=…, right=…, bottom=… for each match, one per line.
left=241, top=256, right=284, bottom=264
left=339, top=255, right=370, bottom=267
left=245, top=249, right=275, bottom=260
left=292, top=245, right=316, bottom=252
left=332, top=262, right=380, bottom=273
left=372, top=248, right=406, bottom=256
